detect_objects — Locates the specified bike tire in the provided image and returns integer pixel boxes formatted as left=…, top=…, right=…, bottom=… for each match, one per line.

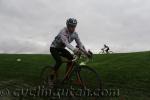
left=68, top=65, right=102, bottom=100
left=109, top=51, right=113, bottom=54
left=40, top=65, right=75, bottom=100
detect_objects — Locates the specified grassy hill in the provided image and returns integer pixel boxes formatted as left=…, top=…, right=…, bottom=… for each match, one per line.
left=0, top=51, right=150, bottom=100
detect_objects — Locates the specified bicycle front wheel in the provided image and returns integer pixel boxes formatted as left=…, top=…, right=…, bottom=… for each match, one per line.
left=79, top=65, right=102, bottom=89
left=69, top=65, right=102, bottom=99
left=40, top=65, right=55, bottom=88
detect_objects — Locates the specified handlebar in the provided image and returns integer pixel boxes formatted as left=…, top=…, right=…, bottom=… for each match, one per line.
left=62, top=48, right=93, bottom=63
left=72, top=52, right=90, bottom=63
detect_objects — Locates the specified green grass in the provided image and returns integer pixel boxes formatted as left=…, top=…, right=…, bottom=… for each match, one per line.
left=0, top=51, right=150, bottom=100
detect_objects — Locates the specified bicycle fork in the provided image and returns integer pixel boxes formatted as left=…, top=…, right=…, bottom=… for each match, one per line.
left=62, top=63, right=74, bottom=83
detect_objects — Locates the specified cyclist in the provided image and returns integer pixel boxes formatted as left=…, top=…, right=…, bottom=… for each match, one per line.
left=50, top=18, right=92, bottom=79
left=103, top=44, right=110, bottom=54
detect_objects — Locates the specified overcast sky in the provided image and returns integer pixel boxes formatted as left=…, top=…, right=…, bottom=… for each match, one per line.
left=0, top=0, right=150, bottom=54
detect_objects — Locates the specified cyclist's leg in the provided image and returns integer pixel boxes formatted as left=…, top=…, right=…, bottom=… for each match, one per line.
left=58, top=48, right=74, bottom=75
left=50, top=47, right=62, bottom=79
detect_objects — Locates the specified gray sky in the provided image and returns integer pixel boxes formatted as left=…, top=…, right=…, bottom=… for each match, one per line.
left=0, top=0, right=150, bottom=54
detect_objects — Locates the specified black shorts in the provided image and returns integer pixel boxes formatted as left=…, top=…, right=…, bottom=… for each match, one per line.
left=50, top=47, right=73, bottom=71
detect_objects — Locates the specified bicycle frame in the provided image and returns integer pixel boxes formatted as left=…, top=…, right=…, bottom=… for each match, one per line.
left=40, top=50, right=101, bottom=100
left=61, top=54, right=89, bottom=88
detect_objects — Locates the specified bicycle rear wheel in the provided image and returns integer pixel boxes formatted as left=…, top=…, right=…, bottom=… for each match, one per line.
left=40, top=65, right=62, bottom=100
left=40, top=66, right=76, bottom=100
left=40, top=65, right=55, bottom=88
left=109, top=51, right=113, bottom=54
left=68, top=65, right=102, bottom=100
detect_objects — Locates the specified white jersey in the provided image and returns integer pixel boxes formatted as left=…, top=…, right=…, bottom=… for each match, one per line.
left=51, top=27, right=84, bottom=51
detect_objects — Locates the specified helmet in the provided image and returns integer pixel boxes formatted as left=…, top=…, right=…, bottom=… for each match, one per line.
left=66, top=18, right=77, bottom=27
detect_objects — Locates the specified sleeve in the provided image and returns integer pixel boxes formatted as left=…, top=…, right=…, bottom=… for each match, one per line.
left=75, top=33, right=86, bottom=51
left=60, top=31, right=75, bottom=51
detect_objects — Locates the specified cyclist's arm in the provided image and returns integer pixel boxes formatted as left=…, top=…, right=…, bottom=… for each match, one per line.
left=60, top=33, right=76, bottom=52
left=75, top=33, right=89, bottom=55
left=75, top=33, right=83, bottom=48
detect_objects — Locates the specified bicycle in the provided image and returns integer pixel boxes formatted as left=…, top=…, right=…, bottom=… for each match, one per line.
left=40, top=50, right=102, bottom=100
left=99, top=48, right=113, bottom=54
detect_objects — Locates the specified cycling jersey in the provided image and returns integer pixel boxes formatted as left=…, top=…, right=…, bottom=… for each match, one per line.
left=51, top=27, right=84, bottom=52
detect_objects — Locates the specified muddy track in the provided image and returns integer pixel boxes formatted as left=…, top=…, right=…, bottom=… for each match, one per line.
left=0, top=80, right=36, bottom=100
